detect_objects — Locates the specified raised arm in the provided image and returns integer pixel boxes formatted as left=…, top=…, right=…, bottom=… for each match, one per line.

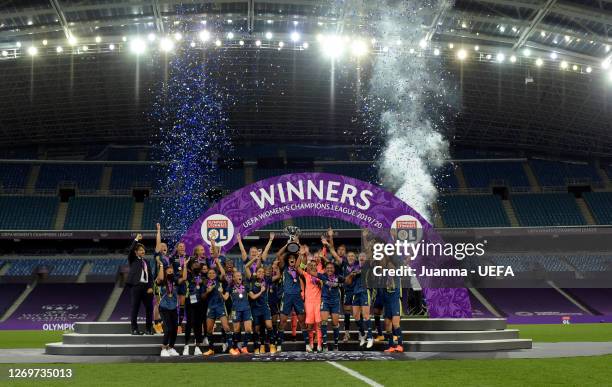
left=261, top=233, right=275, bottom=262
left=127, top=233, right=143, bottom=263
left=276, top=243, right=288, bottom=270
left=216, top=257, right=226, bottom=279
left=244, top=257, right=257, bottom=279
left=155, top=223, right=162, bottom=253
left=322, top=236, right=341, bottom=265
left=236, top=233, right=248, bottom=262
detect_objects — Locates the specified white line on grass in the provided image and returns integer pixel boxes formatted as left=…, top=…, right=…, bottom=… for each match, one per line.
left=326, top=361, right=384, bottom=387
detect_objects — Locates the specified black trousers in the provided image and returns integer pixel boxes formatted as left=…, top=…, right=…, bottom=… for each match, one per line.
left=185, top=301, right=205, bottom=345
left=129, top=283, right=153, bottom=331
left=160, top=308, right=178, bottom=347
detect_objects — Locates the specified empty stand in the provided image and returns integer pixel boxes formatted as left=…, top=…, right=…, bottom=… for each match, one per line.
left=64, top=196, right=134, bottom=230
left=511, top=193, right=585, bottom=226
left=461, top=161, right=529, bottom=191
left=530, top=160, right=602, bottom=189
left=583, top=192, right=612, bottom=225
left=437, top=195, right=510, bottom=227
left=0, top=283, right=114, bottom=329
left=36, top=164, right=103, bottom=191
left=109, top=165, right=156, bottom=190
left=293, top=216, right=357, bottom=230
left=0, top=164, right=30, bottom=191
left=0, top=196, right=58, bottom=229
left=479, top=288, right=588, bottom=323
left=0, top=284, right=26, bottom=316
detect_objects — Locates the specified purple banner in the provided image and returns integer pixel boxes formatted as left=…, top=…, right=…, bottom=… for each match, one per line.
left=181, top=172, right=471, bottom=318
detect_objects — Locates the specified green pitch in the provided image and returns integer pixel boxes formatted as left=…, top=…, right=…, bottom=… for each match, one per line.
left=1, top=356, right=611, bottom=386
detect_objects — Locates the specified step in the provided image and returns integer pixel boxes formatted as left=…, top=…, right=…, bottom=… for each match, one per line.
left=74, top=318, right=507, bottom=334
left=61, top=329, right=519, bottom=345
left=45, top=339, right=532, bottom=355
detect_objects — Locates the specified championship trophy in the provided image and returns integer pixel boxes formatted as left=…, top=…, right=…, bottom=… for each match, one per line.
left=284, top=226, right=301, bottom=254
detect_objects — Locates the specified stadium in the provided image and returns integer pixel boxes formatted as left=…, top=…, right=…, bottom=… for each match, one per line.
left=0, top=0, right=611, bottom=386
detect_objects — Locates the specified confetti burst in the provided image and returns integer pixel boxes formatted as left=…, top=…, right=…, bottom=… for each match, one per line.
left=150, top=47, right=234, bottom=242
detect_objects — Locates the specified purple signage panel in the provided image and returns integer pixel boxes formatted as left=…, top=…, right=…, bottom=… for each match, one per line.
left=181, top=172, right=471, bottom=318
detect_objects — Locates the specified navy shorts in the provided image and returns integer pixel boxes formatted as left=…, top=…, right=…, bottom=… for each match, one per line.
left=269, top=299, right=280, bottom=316
left=352, top=291, right=370, bottom=307
left=231, top=309, right=252, bottom=323
left=343, top=291, right=354, bottom=306
left=281, top=293, right=305, bottom=315
left=207, top=304, right=227, bottom=320
left=382, top=290, right=401, bottom=318
left=372, top=289, right=384, bottom=310
left=252, top=306, right=272, bottom=324
left=320, top=299, right=341, bottom=314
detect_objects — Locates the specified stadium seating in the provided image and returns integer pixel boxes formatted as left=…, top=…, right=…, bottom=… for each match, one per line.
left=583, top=192, right=612, bottom=225
left=293, top=216, right=357, bottom=230
left=64, top=196, right=134, bottom=230
left=565, top=255, right=612, bottom=272
left=461, top=161, right=530, bottom=190
left=489, top=255, right=573, bottom=272
left=0, top=284, right=25, bottom=315
left=254, top=168, right=304, bottom=181
left=217, top=168, right=246, bottom=190
left=437, top=195, right=510, bottom=227
left=319, top=164, right=378, bottom=183
left=0, top=164, right=30, bottom=190
left=529, top=159, right=602, bottom=188
left=511, top=193, right=585, bottom=226
left=89, top=258, right=125, bottom=276
left=4, top=259, right=84, bottom=276
left=142, top=196, right=163, bottom=228
left=0, top=196, right=58, bottom=229
left=109, top=165, right=156, bottom=190
left=36, top=164, right=103, bottom=191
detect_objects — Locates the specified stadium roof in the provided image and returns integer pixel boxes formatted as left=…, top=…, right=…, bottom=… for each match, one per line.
left=0, top=0, right=611, bottom=156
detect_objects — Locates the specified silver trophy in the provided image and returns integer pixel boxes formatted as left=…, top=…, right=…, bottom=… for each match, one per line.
left=284, top=226, right=301, bottom=254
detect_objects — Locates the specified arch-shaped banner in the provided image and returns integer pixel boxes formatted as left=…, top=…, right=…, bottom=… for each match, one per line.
left=181, top=172, right=471, bottom=318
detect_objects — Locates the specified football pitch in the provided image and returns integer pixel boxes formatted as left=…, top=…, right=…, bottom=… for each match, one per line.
left=0, top=324, right=610, bottom=386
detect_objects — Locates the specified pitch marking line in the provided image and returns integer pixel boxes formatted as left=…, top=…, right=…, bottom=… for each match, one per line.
left=326, top=361, right=384, bottom=387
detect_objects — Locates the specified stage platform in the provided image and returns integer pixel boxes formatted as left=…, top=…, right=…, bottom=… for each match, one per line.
left=45, top=318, right=532, bottom=356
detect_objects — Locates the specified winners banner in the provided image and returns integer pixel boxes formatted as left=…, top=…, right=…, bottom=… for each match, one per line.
left=181, top=172, right=472, bottom=318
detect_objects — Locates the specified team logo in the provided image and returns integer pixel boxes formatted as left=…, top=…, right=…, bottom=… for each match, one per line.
left=200, top=214, right=234, bottom=247
left=391, top=215, right=423, bottom=244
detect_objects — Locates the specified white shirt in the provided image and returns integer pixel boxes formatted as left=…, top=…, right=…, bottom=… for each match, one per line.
left=139, top=258, right=148, bottom=283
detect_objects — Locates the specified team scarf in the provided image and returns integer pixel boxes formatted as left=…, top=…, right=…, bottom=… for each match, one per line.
left=206, top=256, right=217, bottom=269
left=346, top=261, right=359, bottom=274
left=326, top=273, right=337, bottom=289
left=234, top=283, right=245, bottom=295
left=310, top=275, right=319, bottom=285
left=206, top=279, right=216, bottom=288
left=287, top=267, right=298, bottom=281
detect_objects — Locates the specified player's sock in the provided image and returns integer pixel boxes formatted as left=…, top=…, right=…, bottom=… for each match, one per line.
left=358, top=317, right=365, bottom=336
left=375, top=316, right=383, bottom=336
left=225, top=330, right=233, bottom=349
left=394, top=327, right=403, bottom=345
left=244, top=332, right=252, bottom=348
left=308, top=329, right=314, bottom=347
left=207, top=333, right=214, bottom=350
left=253, top=329, right=259, bottom=348
left=278, top=328, right=285, bottom=344
left=333, top=325, right=340, bottom=344
left=302, top=329, right=309, bottom=345
left=232, top=332, right=239, bottom=349
left=344, top=314, right=351, bottom=331
left=365, top=318, right=372, bottom=339
left=321, top=324, right=328, bottom=344
left=386, top=332, right=394, bottom=347
left=316, top=326, right=322, bottom=348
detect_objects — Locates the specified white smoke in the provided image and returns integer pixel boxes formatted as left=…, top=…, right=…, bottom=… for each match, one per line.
left=369, top=1, right=451, bottom=221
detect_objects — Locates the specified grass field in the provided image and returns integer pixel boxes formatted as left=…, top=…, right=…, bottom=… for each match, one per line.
left=1, top=323, right=611, bottom=349
left=0, top=356, right=611, bottom=386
